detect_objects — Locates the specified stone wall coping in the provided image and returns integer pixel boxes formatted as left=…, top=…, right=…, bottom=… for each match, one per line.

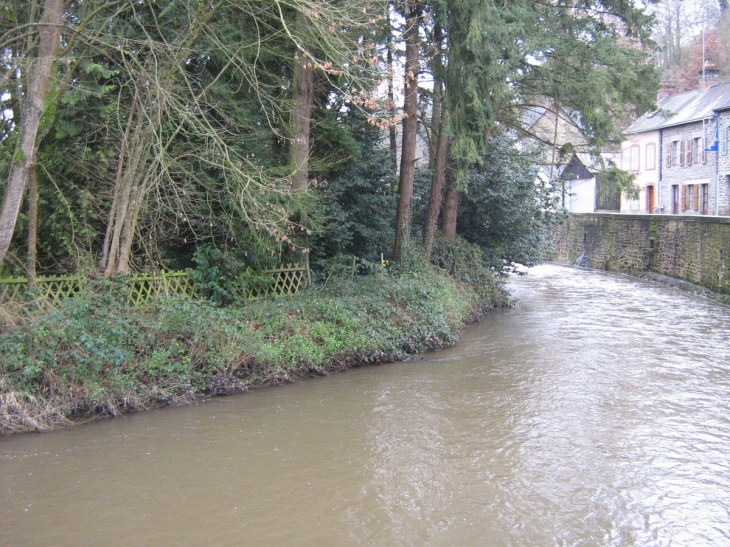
left=570, top=213, right=730, bottom=224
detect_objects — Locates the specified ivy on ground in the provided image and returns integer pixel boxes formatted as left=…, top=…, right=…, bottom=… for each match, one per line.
left=0, top=241, right=507, bottom=434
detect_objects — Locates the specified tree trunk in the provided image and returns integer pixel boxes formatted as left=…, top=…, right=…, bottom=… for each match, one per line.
left=101, top=134, right=151, bottom=277
left=27, top=167, right=38, bottom=287
left=423, top=22, right=446, bottom=261
left=442, top=172, right=459, bottom=238
left=427, top=23, right=444, bottom=170
left=392, top=0, right=421, bottom=264
left=289, top=9, right=314, bottom=191
left=429, top=79, right=442, bottom=169
left=387, top=39, right=398, bottom=172
left=101, top=90, right=152, bottom=277
left=116, top=184, right=145, bottom=275
left=0, top=0, right=64, bottom=267
left=100, top=88, right=138, bottom=272
left=423, top=108, right=449, bottom=261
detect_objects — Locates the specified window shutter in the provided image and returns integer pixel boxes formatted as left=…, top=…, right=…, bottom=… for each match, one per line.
left=701, top=137, right=707, bottom=163
left=693, top=185, right=699, bottom=210
left=680, top=140, right=685, bottom=166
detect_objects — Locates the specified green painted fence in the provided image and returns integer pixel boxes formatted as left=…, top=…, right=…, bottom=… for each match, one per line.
left=240, top=263, right=311, bottom=300
left=0, top=264, right=310, bottom=307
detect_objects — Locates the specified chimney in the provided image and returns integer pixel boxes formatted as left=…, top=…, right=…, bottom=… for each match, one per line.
left=699, top=58, right=720, bottom=91
left=657, top=85, right=676, bottom=102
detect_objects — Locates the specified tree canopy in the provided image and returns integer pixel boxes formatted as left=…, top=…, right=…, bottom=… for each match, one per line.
left=0, top=0, right=660, bottom=279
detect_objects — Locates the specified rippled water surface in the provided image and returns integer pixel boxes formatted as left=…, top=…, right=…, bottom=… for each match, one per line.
left=3, top=265, right=730, bottom=546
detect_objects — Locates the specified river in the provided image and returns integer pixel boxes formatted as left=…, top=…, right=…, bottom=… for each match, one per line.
left=2, top=264, right=730, bottom=546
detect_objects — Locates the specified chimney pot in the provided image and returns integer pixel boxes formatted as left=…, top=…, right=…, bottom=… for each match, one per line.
left=699, top=58, right=720, bottom=91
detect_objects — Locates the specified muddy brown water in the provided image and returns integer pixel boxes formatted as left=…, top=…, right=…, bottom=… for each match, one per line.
left=2, top=264, right=730, bottom=546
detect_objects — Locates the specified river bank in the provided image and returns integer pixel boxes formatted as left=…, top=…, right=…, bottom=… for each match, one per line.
left=0, top=255, right=506, bottom=435
left=4, top=265, right=729, bottom=545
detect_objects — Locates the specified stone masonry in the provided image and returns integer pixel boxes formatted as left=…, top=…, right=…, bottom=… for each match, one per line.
left=550, top=213, right=730, bottom=294
left=659, top=120, right=718, bottom=215
left=718, top=108, right=730, bottom=216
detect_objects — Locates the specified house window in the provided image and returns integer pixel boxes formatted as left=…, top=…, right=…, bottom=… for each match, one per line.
left=672, top=185, right=680, bottom=214
left=723, top=126, right=729, bottom=156
left=700, top=183, right=709, bottom=215
left=630, top=195, right=640, bottom=210
left=693, top=136, right=706, bottom=164
left=630, top=145, right=640, bottom=172
left=685, top=184, right=696, bottom=211
left=646, top=143, right=656, bottom=170
left=671, top=140, right=679, bottom=166
left=691, top=137, right=701, bottom=163
left=680, top=140, right=686, bottom=166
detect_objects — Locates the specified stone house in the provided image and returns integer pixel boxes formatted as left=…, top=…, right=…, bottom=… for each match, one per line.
left=621, top=81, right=730, bottom=216
left=515, top=103, right=593, bottom=185
left=716, top=97, right=730, bottom=214
left=620, top=92, right=701, bottom=213
left=659, top=83, right=730, bottom=216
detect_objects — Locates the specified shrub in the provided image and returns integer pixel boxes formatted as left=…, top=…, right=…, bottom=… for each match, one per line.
left=0, top=248, right=502, bottom=434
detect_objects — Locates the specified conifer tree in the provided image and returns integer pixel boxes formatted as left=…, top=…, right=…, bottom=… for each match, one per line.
left=393, top=0, right=422, bottom=264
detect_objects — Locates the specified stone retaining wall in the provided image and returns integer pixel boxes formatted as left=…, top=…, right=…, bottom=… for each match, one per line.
left=550, top=213, right=730, bottom=294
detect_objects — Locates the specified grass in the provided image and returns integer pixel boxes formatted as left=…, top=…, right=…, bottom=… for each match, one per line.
left=0, top=248, right=507, bottom=435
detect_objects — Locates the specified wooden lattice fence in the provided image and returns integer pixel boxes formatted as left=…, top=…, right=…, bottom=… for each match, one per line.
left=0, top=264, right=309, bottom=307
left=125, top=271, right=197, bottom=306
left=241, top=263, right=311, bottom=299
left=0, top=275, right=84, bottom=306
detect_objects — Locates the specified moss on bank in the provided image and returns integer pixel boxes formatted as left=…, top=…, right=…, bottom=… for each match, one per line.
left=0, top=258, right=506, bottom=435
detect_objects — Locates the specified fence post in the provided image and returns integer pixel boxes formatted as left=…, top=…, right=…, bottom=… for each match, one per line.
left=161, top=270, right=169, bottom=297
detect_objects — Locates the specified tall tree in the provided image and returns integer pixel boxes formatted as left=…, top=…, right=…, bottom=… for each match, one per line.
left=440, top=0, right=658, bottom=238
left=0, top=0, right=65, bottom=266
left=289, top=9, right=315, bottom=192
left=456, top=137, right=558, bottom=270
left=387, top=33, right=398, bottom=171
left=392, top=0, right=421, bottom=263
left=673, top=29, right=730, bottom=90
left=0, top=0, right=386, bottom=275
left=422, top=14, right=449, bottom=261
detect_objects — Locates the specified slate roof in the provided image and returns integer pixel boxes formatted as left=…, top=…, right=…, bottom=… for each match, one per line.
left=518, top=105, right=548, bottom=131
left=574, top=152, right=620, bottom=174
left=516, top=104, right=583, bottom=133
left=625, top=82, right=730, bottom=134
left=713, top=93, right=730, bottom=113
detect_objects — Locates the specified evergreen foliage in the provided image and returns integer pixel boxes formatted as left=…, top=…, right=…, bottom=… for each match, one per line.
left=0, top=0, right=661, bottom=276
left=455, top=137, right=562, bottom=270
left=311, top=146, right=399, bottom=265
